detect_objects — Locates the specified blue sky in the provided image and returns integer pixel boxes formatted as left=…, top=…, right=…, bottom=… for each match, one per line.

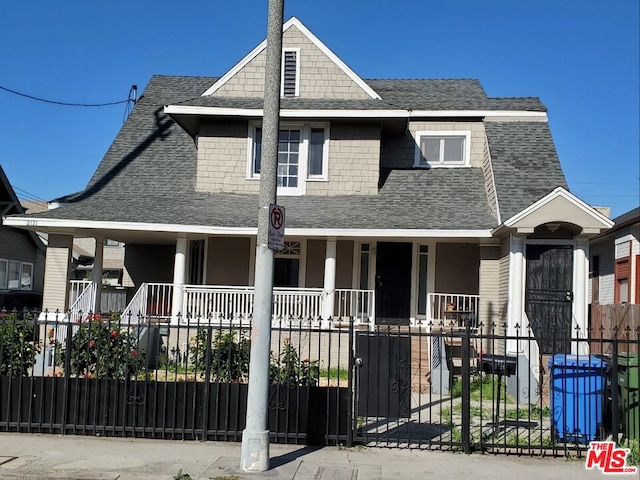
left=1, top=0, right=638, bottom=218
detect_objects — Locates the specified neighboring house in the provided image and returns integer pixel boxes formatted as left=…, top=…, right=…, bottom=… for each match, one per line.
left=590, top=207, right=640, bottom=305
left=0, top=165, right=45, bottom=298
left=4, top=18, right=613, bottom=361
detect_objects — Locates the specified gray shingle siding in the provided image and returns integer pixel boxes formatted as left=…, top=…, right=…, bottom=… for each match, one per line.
left=485, top=121, right=567, bottom=220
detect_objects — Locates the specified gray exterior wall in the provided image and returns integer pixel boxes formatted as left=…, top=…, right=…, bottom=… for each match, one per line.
left=196, top=120, right=380, bottom=196
left=305, top=240, right=325, bottom=288
left=125, top=244, right=175, bottom=287
left=212, top=25, right=370, bottom=100
left=0, top=226, right=44, bottom=292
left=336, top=240, right=354, bottom=289
left=381, top=120, right=486, bottom=169
left=479, top=245, right=501, bottom=326
left=434, top=243, right=480, bottom=294
left=206, top=237, right=251, bottom=286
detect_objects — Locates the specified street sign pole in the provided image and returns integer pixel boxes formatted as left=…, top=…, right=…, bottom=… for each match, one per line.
left=240, top=0, right=284, bottom=472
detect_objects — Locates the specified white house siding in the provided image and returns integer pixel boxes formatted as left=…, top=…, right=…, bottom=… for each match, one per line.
left=206, top=237, right=251, bottom=286
left=42, top=234, right=73, bottom=313
left=380, top=120, right=486, bottom=169
left=212, top=25, right=370, bottom=100
left=590, top=240, right=615, bottom=304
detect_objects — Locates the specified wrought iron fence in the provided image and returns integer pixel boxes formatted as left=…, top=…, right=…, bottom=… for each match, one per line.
left=1, top=308, right=639, bottom=459
left=0, top=309, right=352, bottom=445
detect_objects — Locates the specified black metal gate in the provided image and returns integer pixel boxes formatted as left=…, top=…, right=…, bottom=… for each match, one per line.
left=525, top=244, right=574, bottom=354
left=355, top=331, right=411, bottom=418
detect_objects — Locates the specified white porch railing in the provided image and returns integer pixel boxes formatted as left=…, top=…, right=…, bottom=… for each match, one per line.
left=120, top=283, right=374, bottom=328
left=428, top=292, right=480, bottom=327
left=68, top=281, right=97, bottom=322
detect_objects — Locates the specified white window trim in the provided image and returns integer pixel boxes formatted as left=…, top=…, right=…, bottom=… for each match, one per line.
left=414, top=130, right=471, bottom=168
left=281, top=47, right=300, bottom=98
left=246, top=122, right=330, bottom=196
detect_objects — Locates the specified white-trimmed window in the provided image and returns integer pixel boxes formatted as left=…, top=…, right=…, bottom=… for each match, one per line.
left=281, top=48, right=300, bottom=97
left=248, top=123, right=329, bottom=195
left=417, top=245, right=429, bottom=315
left=414, top=131, right=471, bottom=167
left=0, top=259, right=33, bottom=290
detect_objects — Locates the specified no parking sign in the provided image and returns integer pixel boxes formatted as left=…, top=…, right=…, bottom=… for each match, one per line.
left=268, top=204, right=285, bottom=251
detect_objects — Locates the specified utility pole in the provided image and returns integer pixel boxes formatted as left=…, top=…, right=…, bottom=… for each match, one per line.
left=240, top=0, right=284, bottom=472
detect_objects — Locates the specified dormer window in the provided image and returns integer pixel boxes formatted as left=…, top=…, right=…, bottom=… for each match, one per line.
left=248, top=122, right=329, bottom=195
left=281, top=48, right=300, bottom=97
left=414, top=131, right=471, bottom=167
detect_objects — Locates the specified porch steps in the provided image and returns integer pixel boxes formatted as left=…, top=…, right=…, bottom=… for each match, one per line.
left=410, top=335, right=430, bottom=392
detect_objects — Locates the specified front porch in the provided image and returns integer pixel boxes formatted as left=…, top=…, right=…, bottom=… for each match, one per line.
left=66, top=279, right=479, bottom=330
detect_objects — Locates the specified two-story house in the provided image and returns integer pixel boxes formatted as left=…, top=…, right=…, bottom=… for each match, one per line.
left=4, top=18, right=613, bottom=362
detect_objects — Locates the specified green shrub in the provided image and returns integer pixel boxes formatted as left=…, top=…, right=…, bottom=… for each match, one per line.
left=190, top=329, right=251, bottom=382
left=0, top=316, right=40, bottom=376
left=270, top=341, right=319, bottom=386
left=55, top=317, right=145, bottom=379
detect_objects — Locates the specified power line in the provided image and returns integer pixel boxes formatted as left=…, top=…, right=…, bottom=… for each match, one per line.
left=0, top=84, right=136, bottom=108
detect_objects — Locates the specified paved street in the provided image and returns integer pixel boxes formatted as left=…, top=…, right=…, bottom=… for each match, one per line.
left=0, top=433, right=614, bottom=479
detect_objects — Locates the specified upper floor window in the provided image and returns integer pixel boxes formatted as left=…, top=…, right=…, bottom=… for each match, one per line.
left=414, top=131, right=471, bottom=168
left=281, top=48, right=300, bottom=97
left=248, top=123, right=329, bottom=195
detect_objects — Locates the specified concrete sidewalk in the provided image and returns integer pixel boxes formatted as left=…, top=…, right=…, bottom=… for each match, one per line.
left=0, top=433, right=612, bottom=479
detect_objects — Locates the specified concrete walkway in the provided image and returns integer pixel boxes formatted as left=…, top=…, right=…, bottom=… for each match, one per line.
left=0, top=433, right=616, bottom=479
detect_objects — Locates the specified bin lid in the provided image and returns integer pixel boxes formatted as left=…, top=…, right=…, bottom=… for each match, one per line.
left=548, top=354, right=608, bottom=368
left=617, top=353, right=640, bottom=367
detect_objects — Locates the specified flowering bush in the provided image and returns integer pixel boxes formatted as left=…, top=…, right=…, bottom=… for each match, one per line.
left=0, top=313, right=40, bottom=376
left=270, top=340, right=319, bottom=386
left=55, top=318, right=145, bottom=379
left=190, top=329, right=251, bottom=382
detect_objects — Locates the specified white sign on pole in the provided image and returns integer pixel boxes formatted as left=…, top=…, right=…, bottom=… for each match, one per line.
left=268, top=204, right=285, bottom=251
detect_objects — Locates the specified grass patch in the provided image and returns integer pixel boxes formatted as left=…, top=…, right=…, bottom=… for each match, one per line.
left=504, top=405, right=551, bottom=420
left=321, top=367, right=349, bottom=381
left=450, top=374, right=514, bottom=403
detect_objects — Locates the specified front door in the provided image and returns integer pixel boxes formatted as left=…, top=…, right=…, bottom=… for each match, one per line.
left=525, top=244, right=573, bottom=354
left=375, top=242, right=412, bottom=325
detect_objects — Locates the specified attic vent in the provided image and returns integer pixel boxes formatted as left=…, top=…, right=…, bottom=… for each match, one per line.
left=282, top=49, right=299, bottom=97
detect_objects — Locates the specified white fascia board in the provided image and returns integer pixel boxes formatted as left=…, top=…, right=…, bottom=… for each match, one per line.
left=165, top=105, right=547, bottom=120
left=2, top=216, right=492, bottom=239
left=410, top=110, right=548, bottom=118
left=502, top=186, right=615, bottom=228
left=164, top=105, right=408, bottom=118
left=202, top=17, right=381, bottom=100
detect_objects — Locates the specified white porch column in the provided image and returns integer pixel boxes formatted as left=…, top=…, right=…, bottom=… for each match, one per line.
left=322, top=238, right=337, bottom=327
left=171, top=237, right=188, bottom=324
left=574, top=236, right=590, bottom=353
left=507, top=234, right=526, bottom=352
left=92, top=236, right=104, bottom=314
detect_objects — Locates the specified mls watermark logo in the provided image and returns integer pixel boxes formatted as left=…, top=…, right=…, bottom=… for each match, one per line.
left=585, top=441, right=638, bottom=475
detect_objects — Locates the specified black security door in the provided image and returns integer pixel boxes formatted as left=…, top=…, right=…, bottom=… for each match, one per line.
left=375, top=242, right=412, bottom=325
left=525, top=244, right=573, bottom=354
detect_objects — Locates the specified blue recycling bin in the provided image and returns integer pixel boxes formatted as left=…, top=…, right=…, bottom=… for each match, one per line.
left=548, top=354, right=608, bottom=443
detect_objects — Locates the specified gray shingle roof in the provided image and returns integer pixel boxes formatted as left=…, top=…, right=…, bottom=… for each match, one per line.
left=485, top=121, right=568, bottom=220
left=32, top=169, right=496, bottom=230
left=16, top=75, right=565, bottom=233
left=171, top=78, right=547, bottom=112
